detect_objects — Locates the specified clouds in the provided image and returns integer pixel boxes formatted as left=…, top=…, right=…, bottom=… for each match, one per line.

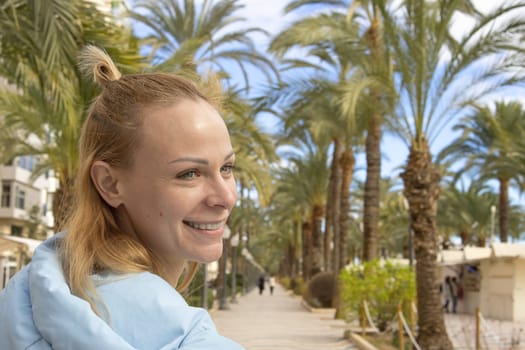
left=236, top=0, right=289, bottom=33
left=232, top=0, right=298, bottom=49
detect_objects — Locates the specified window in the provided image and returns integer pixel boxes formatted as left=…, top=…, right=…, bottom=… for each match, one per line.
left=15, top=187, right=25, bottom=210
left=1, top=183, right=11, bottom=208
left=17, top=155, right=37, bottom=171
left=19, top=156, right=26, bottom=169
left=1, top=259, right=17, bottom=289
left=10, top=225, right=23, bottom=237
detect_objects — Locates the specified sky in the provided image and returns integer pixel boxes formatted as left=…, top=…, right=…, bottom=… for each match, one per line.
left=227, top=0, right=524, bottom=206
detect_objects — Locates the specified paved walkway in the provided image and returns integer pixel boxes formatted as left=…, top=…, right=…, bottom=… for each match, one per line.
left=211, top=284, right=357, bottom=350
left=211, top=285, right=525, bottom=350
left=444, top=313, right=525, bottom=349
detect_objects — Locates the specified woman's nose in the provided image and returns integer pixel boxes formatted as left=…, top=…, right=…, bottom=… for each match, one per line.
left=206, top=176, right=237, bottom=209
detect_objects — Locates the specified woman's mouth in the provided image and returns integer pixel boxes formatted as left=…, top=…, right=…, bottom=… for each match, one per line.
left=183, top=221, right=223, bottom=230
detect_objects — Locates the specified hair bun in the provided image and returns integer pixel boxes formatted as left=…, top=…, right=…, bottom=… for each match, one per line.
left=78, top=45, right=122, bottom=88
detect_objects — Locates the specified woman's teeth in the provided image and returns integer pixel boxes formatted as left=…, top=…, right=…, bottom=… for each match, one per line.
left=185, top=221, right=222, bottom=230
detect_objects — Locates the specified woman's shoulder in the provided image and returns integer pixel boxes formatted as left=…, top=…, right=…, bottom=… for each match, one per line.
left=95, top=271, right=187, bottom=307
left=0, top=266, right=45, bottom=349
left=95, top=271, right=244, bottom=349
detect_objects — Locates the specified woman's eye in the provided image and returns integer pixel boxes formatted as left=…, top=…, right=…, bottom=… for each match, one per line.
left=221, top=164, right=235, bottom=175
left=178, top=170, right=200, bottom=179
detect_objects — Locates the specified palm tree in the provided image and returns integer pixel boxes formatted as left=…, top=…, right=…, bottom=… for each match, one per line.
left=438, top=101, right=525, bottom=242
left=256, top=195, right=301, bottom=279
left=274, top=136, right=330, bottom=280
left=273, top=0, right=396, bottom=263
left=339, top=0, right=395, bottom=262
left=376, top=178, right=410, bottom=258
left=270, top=1, right=370, bottom=273
left=0, top=0, right=143, bottom=230
left=438, top=181, right=498, bottom=247
left=128, top=0, right=278, bottom=89
left=507, top=204, right=525, bottom=242
left=380, top=1, right=525, bottom=348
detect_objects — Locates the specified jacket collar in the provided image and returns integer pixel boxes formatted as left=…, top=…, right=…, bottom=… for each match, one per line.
left=29, top=233, right=136, bottom=349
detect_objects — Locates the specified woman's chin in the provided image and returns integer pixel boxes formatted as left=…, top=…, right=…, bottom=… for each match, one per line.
left=197, top=247, right=224, bottom=263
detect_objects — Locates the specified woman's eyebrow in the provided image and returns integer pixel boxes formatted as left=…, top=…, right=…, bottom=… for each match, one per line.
left=169, top=150, right=235, bottom=165
left=224, top=150, right=235, bottom=161
left=169, top=157, right=208, bottom=165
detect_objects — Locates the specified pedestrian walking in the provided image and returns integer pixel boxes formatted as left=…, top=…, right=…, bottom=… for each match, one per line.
left=0, top=45, right=243, bottom=349
left=443, top=276, right=452, bottom=313
left=450, top=277, right=459, bottom=313
left=258, top=274, right=266, bottom=295
left=269, top=276, right=275, bottom=295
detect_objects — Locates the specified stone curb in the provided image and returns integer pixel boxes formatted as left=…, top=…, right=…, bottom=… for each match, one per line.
left=300, top=298, right=379, bottom=350
left=346, top=332, right=379, bottom=350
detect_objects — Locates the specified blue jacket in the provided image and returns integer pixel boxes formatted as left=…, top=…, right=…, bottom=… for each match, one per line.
left=0, top=234, right=244, bottom=349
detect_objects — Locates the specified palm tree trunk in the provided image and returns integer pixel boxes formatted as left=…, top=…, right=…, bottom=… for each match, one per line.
left=302, top=221, right=312, bottom=281
left=52, top=177, right=75, bottom=232
left=477, top=236, right=486, bottom=247
left=281, top=242, right=294, bottom=278
left=294, top=220, right=301, bottom=278
left=459, top=230, right=469, bottom=246
left=499, top=177, right=509, bottom=242
left=310, top=206, right=324, bottom=276
left=332, top=147, right=355, bottom=319
left=338, top=147, right=355, bottom=270
left=401, top=139, right=453, bottom=350
left=331, top=139, right=343, bottom=272
left=324, top=140, right=340, bottom=271
left=363, top=12, right=383, bottom=262
left=363, top=113, right=381, bottom=261
left=331, top=139, right=343, bottom=314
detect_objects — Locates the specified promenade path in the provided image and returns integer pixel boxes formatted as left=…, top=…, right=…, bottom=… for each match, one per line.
left=210, top=283, right=357, bottom=350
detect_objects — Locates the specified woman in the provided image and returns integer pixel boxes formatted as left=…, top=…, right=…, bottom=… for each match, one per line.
left=0, top=46, right=243, bottom=349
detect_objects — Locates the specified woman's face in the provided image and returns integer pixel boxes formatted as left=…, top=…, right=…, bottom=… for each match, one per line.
left=116, top=98, right=237, bottom=267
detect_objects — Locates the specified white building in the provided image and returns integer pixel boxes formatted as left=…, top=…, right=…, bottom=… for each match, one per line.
left=0, top=235, right=42, bottom=289
left=0, top=155, right=58, bottom=289
left=0, top=156, right=57, bottom=238
left=439, top=244, right=525, bottom=321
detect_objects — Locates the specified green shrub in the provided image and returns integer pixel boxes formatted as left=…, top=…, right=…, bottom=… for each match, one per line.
left=187, top=288, right=215, bottom=309
left=339, top=259, right=416, bottom=331
left=183, top=267, right=216, bottom=309
left=280, top=276, right=291, bottom=290
left=226, top=273, right=244, bottom=296
left=279, top=276, right=306, bottom=296
left=292, top=276, right=306, bottom=296
left=305, top=271, right=335, bottom=308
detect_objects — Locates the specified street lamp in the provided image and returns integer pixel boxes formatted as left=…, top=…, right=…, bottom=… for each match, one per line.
left=230, top=234, right=239, bottom=303
left=403, top=198, right=414, bottom=268
left=219, top=225, right=230, bottom=310
left=202, top=263, right=208, bottom=309
left=490, top=205, right=496, bottom=246
left=241, top=233, right=247, bottom=294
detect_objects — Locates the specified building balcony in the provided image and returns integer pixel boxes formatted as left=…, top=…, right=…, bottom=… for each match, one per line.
left=0, top=207, right=29, bottom=221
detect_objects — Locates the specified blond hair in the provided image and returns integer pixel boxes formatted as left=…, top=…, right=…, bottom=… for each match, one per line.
left=61, top=45, right=211, bottom=314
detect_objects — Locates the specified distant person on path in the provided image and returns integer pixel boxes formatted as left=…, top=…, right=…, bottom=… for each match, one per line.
left=450, top=277, right=459, bottom=313
left=0, top=46, right=243, bottom=349
left=269, top=276, right=275, bottom=295
left=443, top=276, right=452, bottom=313
left=258, top=274, right=266, bottom=295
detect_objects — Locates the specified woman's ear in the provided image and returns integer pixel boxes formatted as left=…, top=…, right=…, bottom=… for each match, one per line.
left=90, top=160, right=123, bottom=208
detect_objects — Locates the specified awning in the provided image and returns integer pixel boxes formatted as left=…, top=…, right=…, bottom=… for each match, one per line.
left=0, top=235, right=43, bottom=257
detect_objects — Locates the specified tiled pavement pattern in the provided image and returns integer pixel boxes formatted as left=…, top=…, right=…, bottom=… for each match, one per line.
left=211, top=283, right=357, bottom=350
